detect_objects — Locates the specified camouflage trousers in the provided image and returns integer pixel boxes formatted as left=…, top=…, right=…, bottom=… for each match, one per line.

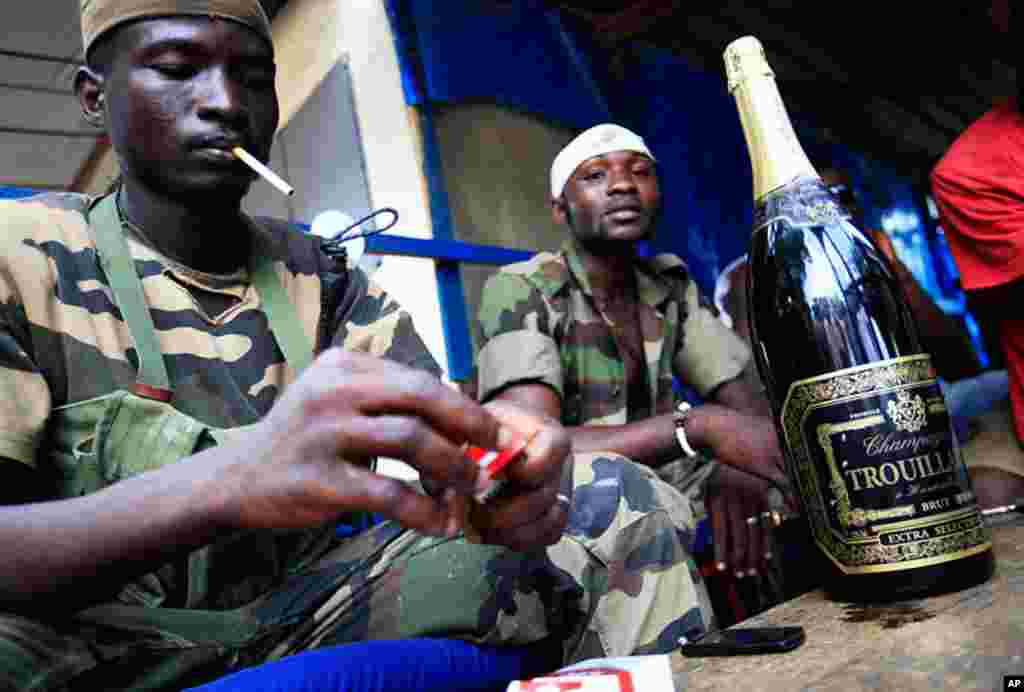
left=0, top=452, right=713, bottom=691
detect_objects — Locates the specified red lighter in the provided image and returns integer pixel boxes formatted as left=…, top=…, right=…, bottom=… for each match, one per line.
left=463, top=432, right=530, bottom=503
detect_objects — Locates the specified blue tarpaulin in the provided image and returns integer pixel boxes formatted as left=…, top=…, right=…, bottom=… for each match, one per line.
left=613, top=46, right=754, bottom=295
left=0, top=187, right=40, bottom=199
left=387, top=0, right=610, bottom=130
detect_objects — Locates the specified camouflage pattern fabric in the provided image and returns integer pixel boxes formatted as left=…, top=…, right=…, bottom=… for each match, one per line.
left=0, top=450, right=712, bottom=690
left=0, top=194, right=712, bottom=690
left=260, top=451, right=714, bottom=663
left=476, top=239, right=750, bottom=501
left=476, top=239, right=750, bottom=428
left=0, top=191, right=438, bottom=465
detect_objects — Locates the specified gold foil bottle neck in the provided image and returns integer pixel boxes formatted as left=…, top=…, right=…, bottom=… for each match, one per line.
left=724, top=36, right=774, bottom=93
left=724, top=35, right=818, bottom=201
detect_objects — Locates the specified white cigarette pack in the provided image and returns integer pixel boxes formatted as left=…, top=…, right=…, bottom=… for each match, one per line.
left=506, top=654, right=674, bottom=692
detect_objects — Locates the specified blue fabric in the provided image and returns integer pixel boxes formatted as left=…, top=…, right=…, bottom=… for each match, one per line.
left=188, top=638, right=555, bottom=692
left=386, top=0, right=610, bottom=129
left=0, top=186, right=39, bottom=199
left=693, top=517, right=713, bottom=556
left=334, top=513, right=384, bottom=539
left=939, top=370, right=1010, bottom=445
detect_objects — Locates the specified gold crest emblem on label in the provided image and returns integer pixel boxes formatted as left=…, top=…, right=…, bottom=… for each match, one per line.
left=886, top=390, right=927, bottom=433
left=781, top=354, right=990, bottom=574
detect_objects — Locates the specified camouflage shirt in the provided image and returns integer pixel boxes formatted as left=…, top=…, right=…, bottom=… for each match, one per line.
left=0, top=191, right=439, bottom=477
left=476, top=240, right=750, bottom=426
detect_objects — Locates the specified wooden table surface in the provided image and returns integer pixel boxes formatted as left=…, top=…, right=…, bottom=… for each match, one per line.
left=671, top=513, right=1024, bottom=691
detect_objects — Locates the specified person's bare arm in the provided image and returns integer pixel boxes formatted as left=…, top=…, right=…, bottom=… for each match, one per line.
left=0, top=446, right=247, bottom=613
left=699, top=377, right=790, bottom=574
left=492, top=382, right=683, bottom=467
left=494, top=376, right=785, bottom=577
left=709, top=376, right=772, bottom=418
left=492, top=377, right=785, bottom=486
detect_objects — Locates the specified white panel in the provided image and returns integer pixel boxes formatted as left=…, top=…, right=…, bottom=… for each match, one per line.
left=243, top=60, right=373, bottom=233
left=242, top=136, right=292, bottom=221
left=279, top=60, right=373, bottom=225
left=330, top=0, right=447, bottom=375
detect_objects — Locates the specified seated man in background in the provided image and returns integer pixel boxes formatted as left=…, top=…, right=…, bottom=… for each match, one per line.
left=475, top=124, right=791, bottom=593
left=0, top=5, right=718, bottom=689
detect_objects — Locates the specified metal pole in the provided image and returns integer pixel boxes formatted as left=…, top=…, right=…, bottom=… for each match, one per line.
left=0, top=126, right=100, bottom=138
left=0, top=49, right=80, bottom=65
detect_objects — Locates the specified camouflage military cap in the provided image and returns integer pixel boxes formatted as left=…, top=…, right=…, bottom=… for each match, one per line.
left=81, top=0, right=273, bottom=55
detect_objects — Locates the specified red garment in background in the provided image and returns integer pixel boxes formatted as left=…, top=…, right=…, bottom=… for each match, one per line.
left=932, top=101, right=1024, bottom=291
left=932, top=99, right=1024, bottom=440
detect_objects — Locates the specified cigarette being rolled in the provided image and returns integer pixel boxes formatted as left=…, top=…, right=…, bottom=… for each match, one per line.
left=232, top=146, right=294, bottom=197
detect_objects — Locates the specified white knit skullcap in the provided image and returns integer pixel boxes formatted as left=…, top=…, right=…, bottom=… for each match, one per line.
left=550, top=124, right=655, bottom=199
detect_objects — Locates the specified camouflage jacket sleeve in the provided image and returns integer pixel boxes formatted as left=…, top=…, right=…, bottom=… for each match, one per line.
left=475, top=271, right=563, bottom=403
left=329, top=266, right=441, bottom=377
left=0, top=203, right=54, bottom=467
left=673, top=276, right=751, bottom=398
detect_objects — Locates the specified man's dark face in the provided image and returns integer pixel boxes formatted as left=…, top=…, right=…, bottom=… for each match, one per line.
left=558, top=150, right=660, bottom=248
left=99, top=17, right=278, bottom=202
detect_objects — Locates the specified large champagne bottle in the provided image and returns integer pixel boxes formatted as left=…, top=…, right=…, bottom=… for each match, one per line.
left=724, top=36, right=993, bottom=601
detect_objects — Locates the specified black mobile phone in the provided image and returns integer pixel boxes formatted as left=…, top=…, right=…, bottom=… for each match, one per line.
left=678, top=626, right=806, bottom=657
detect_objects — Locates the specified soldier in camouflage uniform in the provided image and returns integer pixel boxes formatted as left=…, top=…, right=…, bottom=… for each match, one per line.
left=0, top=4, right=715, bottom=690
left=476, top=124, right=791, bottom=584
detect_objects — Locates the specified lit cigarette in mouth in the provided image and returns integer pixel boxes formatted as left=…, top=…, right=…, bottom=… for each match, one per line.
left=232, top=146, right=294, bottom=197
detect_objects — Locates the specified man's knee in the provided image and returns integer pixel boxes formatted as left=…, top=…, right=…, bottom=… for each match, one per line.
left=392, top=538, right=556, bottom=641
left=551, top=452, right=714, bottom=659
left=317, top=530, right=581, bottom=647
left=568, top=451, right=698, bottom=548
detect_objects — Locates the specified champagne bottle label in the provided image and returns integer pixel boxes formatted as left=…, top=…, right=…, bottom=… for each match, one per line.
left=781, top=354, right=991, bottom=574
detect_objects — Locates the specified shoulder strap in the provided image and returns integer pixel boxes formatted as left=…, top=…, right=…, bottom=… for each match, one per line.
left=89, top=194, right=315, bottom=401
left=89, top=195, right=172, bottom=400
left=249, top=251, right=313, bottom=375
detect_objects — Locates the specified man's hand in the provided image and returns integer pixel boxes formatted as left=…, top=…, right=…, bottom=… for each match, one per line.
left=213, top=348, right=503, bottom=538
left=706, top=463, right=775, bottom=577
left=459, top=400, right=572, bottom=551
